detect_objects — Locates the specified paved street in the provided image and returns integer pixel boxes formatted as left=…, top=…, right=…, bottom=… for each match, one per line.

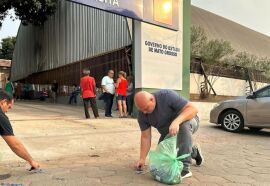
left=0, top=101, right=270, bottom=186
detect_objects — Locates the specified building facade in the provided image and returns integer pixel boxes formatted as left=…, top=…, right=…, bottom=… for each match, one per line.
left=12, top=0, right=191, bottom=98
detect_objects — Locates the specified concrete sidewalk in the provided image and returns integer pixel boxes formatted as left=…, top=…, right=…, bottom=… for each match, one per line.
left=1, top=101, right=270, bottom=186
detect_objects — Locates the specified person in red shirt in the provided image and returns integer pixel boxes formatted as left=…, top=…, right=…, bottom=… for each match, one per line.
left=80, top=69, right=99, bottom=119
left=115, top=71, right=128, bottom=118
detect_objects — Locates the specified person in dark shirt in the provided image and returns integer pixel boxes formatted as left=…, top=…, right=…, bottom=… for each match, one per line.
left=134, top=90, right=204, bottom=179
left=0, top=90, right=40, bottom=170
left=69, top=84, right=80, bottom=104
left=51, top=80, right=59, bottom=103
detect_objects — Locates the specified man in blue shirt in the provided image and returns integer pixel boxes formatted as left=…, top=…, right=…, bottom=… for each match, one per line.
left=134, top=90, right=203, bottom=179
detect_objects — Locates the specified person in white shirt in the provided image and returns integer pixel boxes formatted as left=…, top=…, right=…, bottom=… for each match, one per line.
left=101, top=70, right=115, bottom=117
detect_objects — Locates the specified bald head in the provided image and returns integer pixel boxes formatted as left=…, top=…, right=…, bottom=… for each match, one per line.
left=134, top=91, right=156, bottom=114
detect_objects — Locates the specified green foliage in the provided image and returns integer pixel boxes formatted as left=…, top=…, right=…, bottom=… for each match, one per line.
left=201, top=39, right=234, bottom=64
left=0, top=36, right=16, bottom=60
left=190, top=26, right=270, bottom=78
left=190, top=26, right=207, bottom=58
left=257, top=58, right=270, bottom=78
left=226, top=52, right=270, bottom=78
left=226, top=52, right=256, bottom=67
left=0, top=0, right=58, bottom=27
left=190, top=25, right=234, bottom=64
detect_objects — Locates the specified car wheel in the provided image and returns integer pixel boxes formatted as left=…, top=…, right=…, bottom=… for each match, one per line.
left=220, top=110, right=244, bottom=132
left=248, top=127, right=263, bottom=132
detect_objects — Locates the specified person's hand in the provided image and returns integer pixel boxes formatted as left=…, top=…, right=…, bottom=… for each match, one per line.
left=29, top=160, right=40, bottom=170
left=169, top=122, right=180, bottom=136
left=135, top=159, right=145, bottom=170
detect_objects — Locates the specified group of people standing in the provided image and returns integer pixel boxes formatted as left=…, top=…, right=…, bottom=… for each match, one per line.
left=4, top=68, right=134, bottom=119
left=4, top=78, right=32, bottom=100
left=80, top=69, right=134, bottom=119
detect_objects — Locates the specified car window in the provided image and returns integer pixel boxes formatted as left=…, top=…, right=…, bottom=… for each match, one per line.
left=256, top=87, right=270, bottom=98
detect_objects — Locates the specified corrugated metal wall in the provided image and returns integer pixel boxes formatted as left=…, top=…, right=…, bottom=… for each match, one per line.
left=26, top=47, right=132, bottom=87
left=11, top=0, right=132, bottom=81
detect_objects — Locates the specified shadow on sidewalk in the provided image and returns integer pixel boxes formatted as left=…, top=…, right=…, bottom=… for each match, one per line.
left=208, top=124, right=270, bottom=137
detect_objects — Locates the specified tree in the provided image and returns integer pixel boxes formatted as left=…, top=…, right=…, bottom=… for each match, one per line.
left=191, top=26, right=234, bottom=64
left=228, top=52, right=270, bottom=79
left=201, top=39, right=234, bottom=65
left=0, top=37, right=16, bottom=60
left=257, top=58, right=270, bottom=78
left=0, top=0, right=58, bottom=27
left=190, top=26, right=270, bottom=97
left=227, top=52, right=257, bottom=68
left=190, top=26, right=234, bottom=98
left=190, top=25, right=207, bottom=58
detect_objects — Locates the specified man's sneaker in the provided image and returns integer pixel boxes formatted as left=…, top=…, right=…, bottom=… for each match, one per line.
left=181, top=170, right=192, bottom=179
left=194, top=145, right=204, bottom=166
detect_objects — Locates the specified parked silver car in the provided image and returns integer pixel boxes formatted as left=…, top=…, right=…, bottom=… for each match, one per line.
left=210, top=84, right=270, bottom=132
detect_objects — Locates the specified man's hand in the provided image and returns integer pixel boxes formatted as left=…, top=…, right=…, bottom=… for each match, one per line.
left=137, top=128, right=151, bottom=171
left=169, top=122, right=179, bottom=136
left=2, top=136, right=36, bottom=168
left=135, top=159, right=145, bottom=170
left=30, top=160, right=40, bottom=170
left=101, top=85, right=108, bottom=93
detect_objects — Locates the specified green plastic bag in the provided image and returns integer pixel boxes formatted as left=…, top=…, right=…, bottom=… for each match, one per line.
left=148, top=135, right=189, bottom=185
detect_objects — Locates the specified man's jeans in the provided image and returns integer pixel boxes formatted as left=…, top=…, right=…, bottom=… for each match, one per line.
left=69, top=93, right=78, bottom=104
left=83, top=97, right=99, bottom=118
left=103, top=93, right=114, bottom=116
left=159, top=116, right=199, bottom=172
left=126, top=94, right=134, bottom=115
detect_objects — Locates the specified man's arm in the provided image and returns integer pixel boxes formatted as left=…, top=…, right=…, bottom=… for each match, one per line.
left=173, top=102, right=198, bottom=125
left=2, top=135, right=39, bottom=169
left=101, top=78, right=109, bottom=93
left=135, top=127, right=151, bottom=169
left=169, top=102, right=198, bottom=135
left=101, top=85, right=108, bottom=93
